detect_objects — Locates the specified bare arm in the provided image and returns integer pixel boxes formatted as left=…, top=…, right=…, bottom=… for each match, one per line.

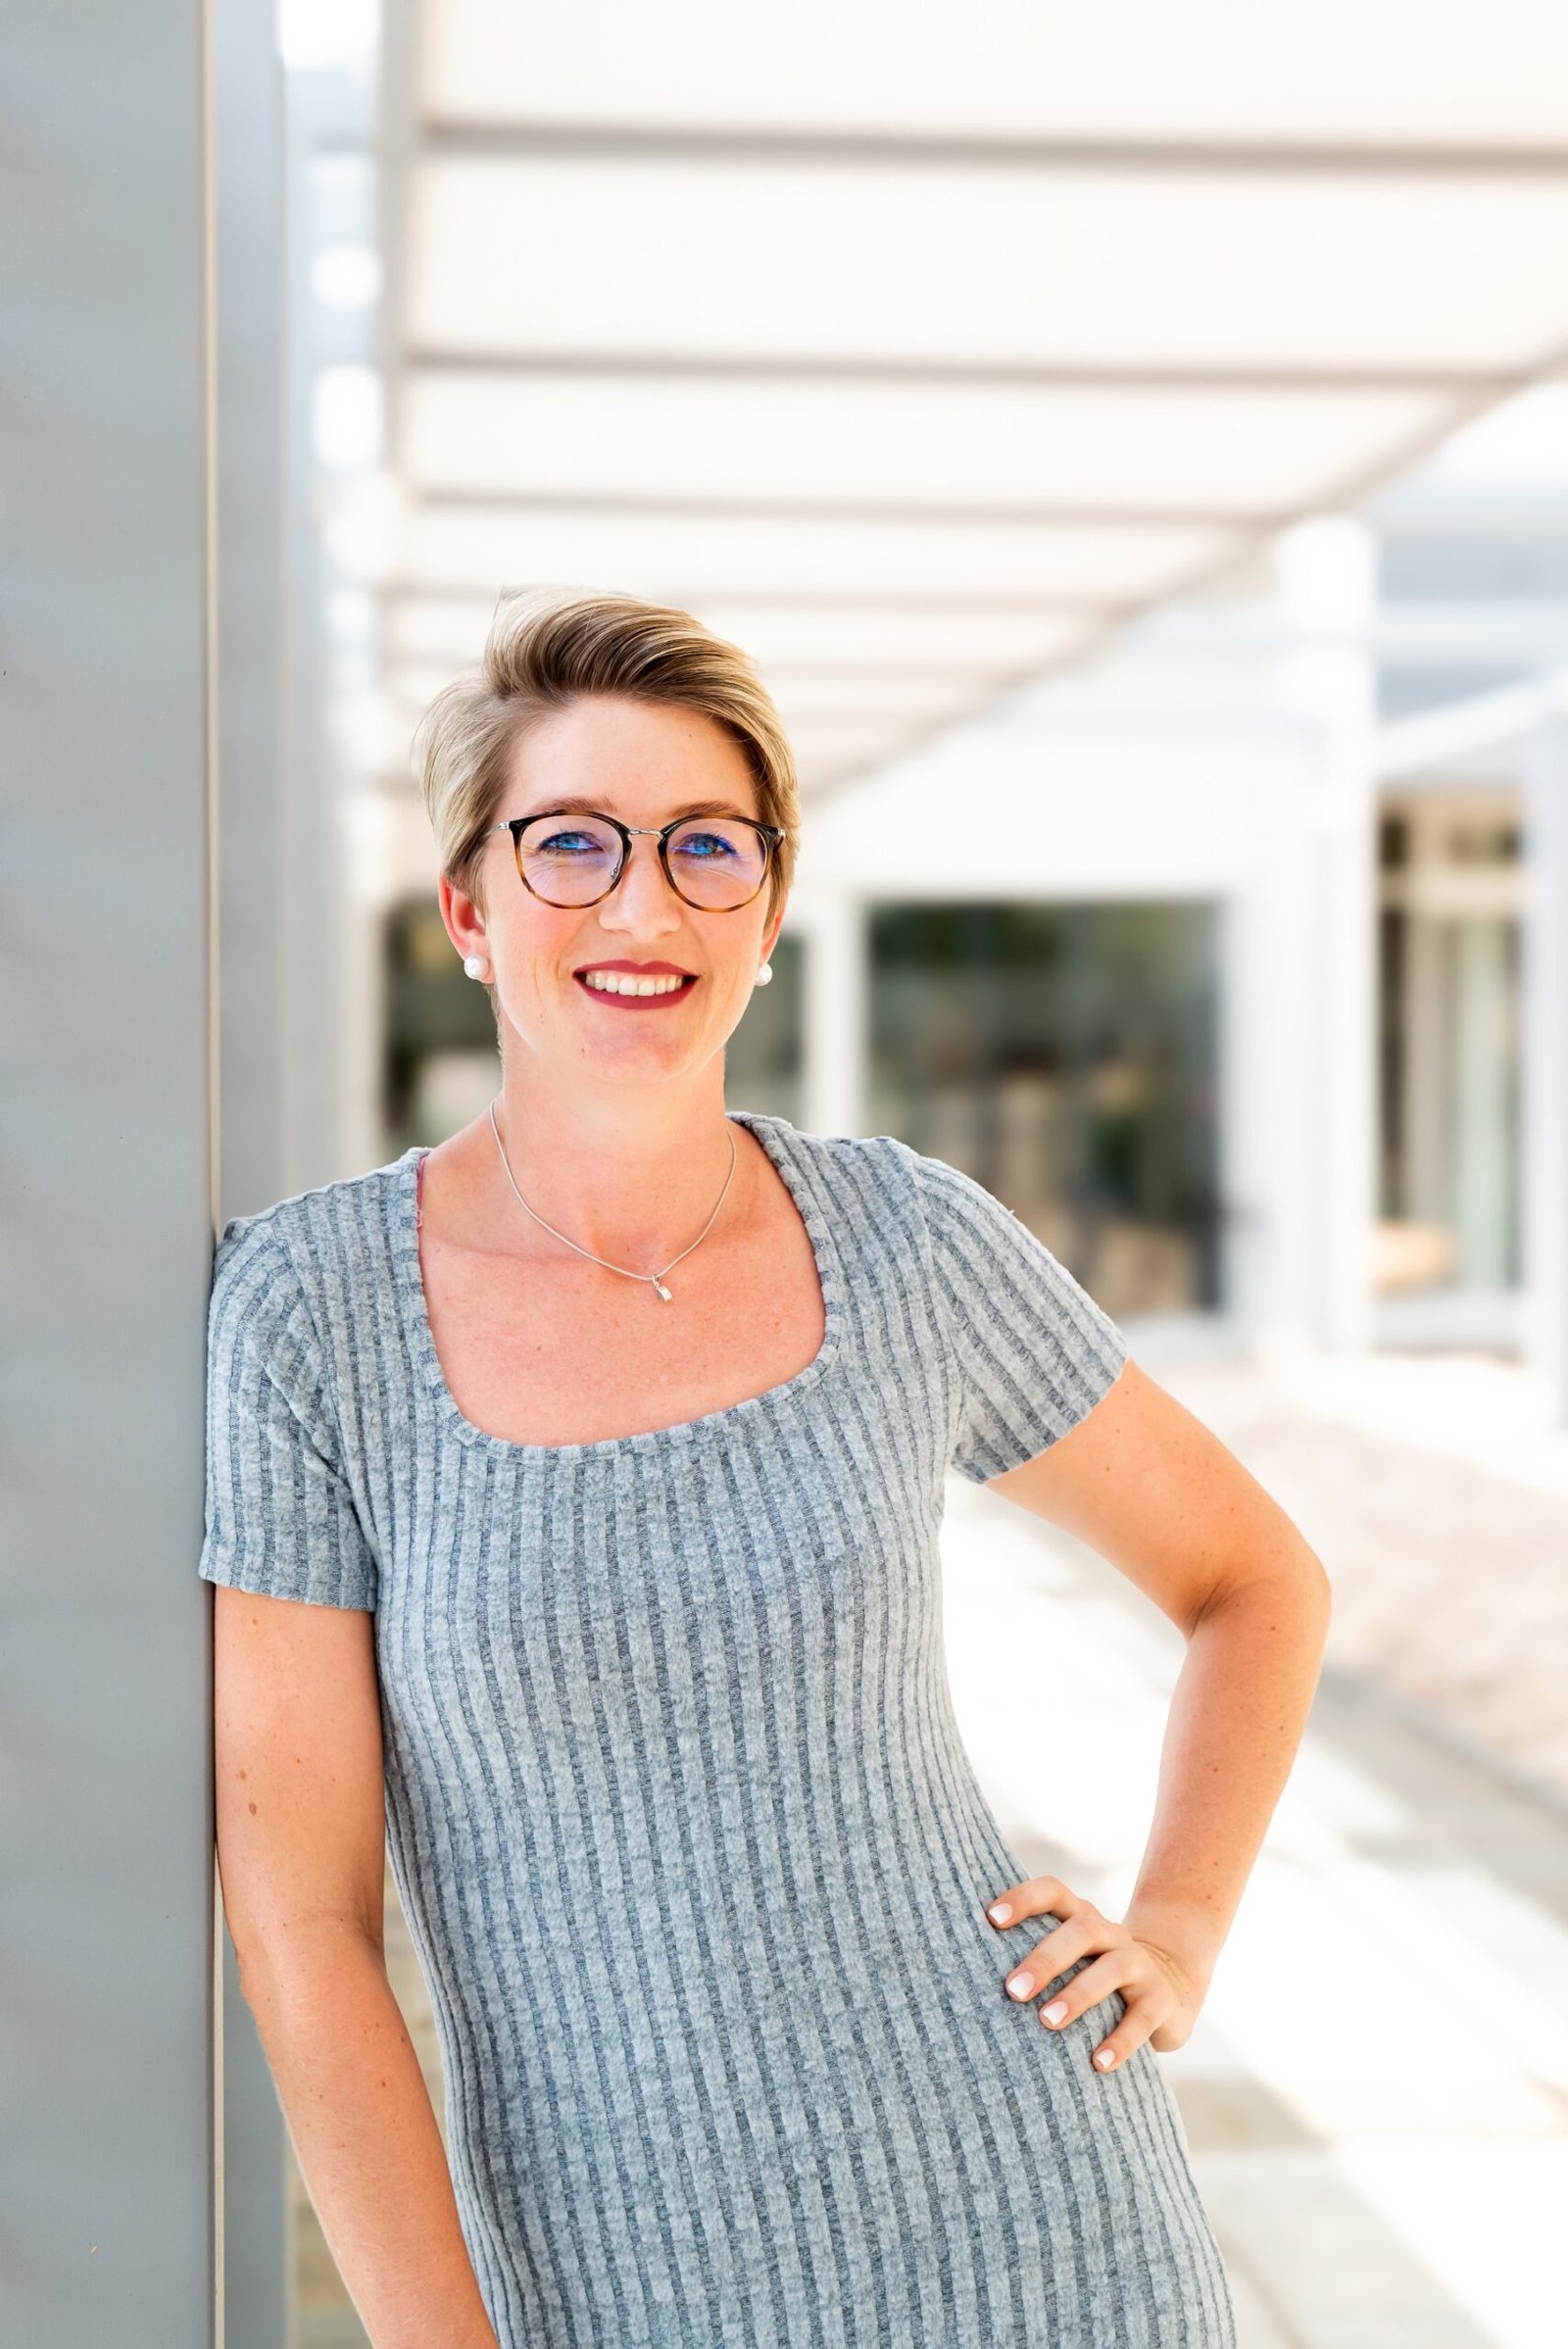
left=213, top=1586, right=501, bottom=2349
left=984, top=1356, right=1333, bottom=1998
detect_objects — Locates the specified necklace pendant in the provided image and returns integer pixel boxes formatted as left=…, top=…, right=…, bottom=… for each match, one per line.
left=652, top=1278, right=673, bottom=1302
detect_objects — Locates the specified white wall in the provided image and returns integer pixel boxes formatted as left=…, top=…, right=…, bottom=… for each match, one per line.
left=790, top=687, right=1354, bottom=1357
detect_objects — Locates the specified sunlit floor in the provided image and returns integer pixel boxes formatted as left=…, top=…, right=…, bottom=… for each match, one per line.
left=944, top=1470, right=1568, bottom=2349
left=1156, top=1341, right=1568, bottom=1813
left=293, top=1441, right=1568, bottom=2349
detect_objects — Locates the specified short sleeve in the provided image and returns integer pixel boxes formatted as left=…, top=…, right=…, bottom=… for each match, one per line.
left=907, top=1149, right=1129, bottom=1483
left=198, top=1214, right=380, bottom=1611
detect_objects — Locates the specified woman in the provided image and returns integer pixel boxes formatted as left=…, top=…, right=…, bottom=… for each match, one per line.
left=201, top=588, right=1330, bottom=2348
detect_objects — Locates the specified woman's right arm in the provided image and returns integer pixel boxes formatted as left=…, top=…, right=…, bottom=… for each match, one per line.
left=213, top=1583, right=501, bottom=2349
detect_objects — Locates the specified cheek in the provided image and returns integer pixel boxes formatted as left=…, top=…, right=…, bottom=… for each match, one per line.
left=707, top=960, right=757, bottom=1007
left=506, top=914, right=584, bottom=991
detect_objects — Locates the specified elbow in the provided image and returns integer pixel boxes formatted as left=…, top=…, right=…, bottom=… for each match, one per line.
left=1192, top=1541, right=1333, bottom=1640
left=224, top=1907, right=386, bottom=2022
left=1311, top=1553, right=1333, bottom=1621
left=230, top=1932, right=270, bottom=2019
left=1294, top=1543, right=1334, bottom=1629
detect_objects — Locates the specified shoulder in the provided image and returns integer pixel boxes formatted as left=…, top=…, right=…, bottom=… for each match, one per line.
left=742, top=1109, right=913, bottom=1188
left=205, top=1156, right=405, bottom=1392
left=763, top=1117, right=1003, bottom=1228
left=743, top=1110, right=1032, bottom=1243
left=210, top=1158, right=395, bottom=1287
left=887, top=1141, right=1035, bottom=1245
left=820, top=1128, right=1111, bottom=1327
left=741, top=1111, right=925, bottom=1224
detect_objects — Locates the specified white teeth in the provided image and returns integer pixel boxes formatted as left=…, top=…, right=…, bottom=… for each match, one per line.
left=582, top=970, right=688, bottom=996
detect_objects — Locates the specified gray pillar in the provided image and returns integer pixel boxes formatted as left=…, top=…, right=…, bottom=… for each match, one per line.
left=215, top=7, right=295, bottom=2343
left=1, top=5, right=218, bottom=2340
left=217, top=0, right=290, bottom=1201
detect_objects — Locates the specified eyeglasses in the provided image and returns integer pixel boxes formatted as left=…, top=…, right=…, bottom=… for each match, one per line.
left=485, top=807, right=785, bottom=912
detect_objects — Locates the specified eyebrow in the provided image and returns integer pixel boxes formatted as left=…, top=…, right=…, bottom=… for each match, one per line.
left=512, top=796, right=755, bottom=823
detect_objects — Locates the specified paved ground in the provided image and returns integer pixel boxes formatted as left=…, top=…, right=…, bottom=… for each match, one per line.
left=942, top=1463, right=1568, bottom=2349
left=292, top=1351, right=1568, bottom=2347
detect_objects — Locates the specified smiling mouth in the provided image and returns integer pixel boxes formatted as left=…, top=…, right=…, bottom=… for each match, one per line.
left=573, top=969, right=699, bottom=1003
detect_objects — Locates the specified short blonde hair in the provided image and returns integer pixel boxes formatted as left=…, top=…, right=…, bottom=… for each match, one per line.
left=412, top=587, right=801, bottom=924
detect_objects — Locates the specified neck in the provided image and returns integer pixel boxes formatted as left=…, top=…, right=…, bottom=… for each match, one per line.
left=485, top=1076, right=748, bottom=1266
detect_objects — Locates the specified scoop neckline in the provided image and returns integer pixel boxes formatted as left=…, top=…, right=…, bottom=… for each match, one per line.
left=389, top=1108, right=846, bottom=1463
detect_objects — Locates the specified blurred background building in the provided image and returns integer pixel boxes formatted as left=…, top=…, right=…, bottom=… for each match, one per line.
left=7, top=3, right=1568, bottom=2345
left=306, top=7, right=1568, bottom=1408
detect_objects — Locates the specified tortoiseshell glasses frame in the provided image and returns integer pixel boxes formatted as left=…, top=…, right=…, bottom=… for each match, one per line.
left=484, top=807, right=786, bottom=912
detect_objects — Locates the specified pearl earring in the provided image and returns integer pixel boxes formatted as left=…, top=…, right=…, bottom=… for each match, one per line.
left=754, top=960, right=773, bottom=987
left=464, top=954, right=488, bottom=980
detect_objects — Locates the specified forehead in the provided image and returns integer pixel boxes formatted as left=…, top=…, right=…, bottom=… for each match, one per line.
left=505, top=695, right=758, bottom=820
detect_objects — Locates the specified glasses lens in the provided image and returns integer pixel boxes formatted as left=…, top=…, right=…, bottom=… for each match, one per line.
left=666, top=818, right=767, bottom=908
left=518, top=815, right=622, bottom=905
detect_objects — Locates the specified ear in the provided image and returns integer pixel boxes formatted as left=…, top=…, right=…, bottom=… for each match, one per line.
left=438, top=870, right=488, bottom=967
left=760, top=891, right=789, bottom=964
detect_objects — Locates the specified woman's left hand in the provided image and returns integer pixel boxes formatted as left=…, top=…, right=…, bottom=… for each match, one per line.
left=983, top=1874, right=1207, bottom=2072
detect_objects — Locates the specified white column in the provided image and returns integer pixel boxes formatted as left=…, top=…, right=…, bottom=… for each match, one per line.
left=1270, top=516, right=1381, bottom=1353
left=280, top=58, right=384, bottom=1191
left=1230, top=732, right=1323, bottom=1356
left=799, top=892, right=868, bottom=1138
left=1452, top=914, right=1516, bottom=1290
left=1401, top=807, right=1452, bottom=1233
left=1521, top=682, right=1568, bottom=1421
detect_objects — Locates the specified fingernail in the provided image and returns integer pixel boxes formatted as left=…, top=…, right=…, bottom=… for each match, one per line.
left=1094, top=2048, right=1115, bottom=2068
left=1042, top=1999, right=1069, bottom=2024
left=1006, top=1972, right=1033, bottom=1998
left=988, top=1901, right=1011, bottom=1924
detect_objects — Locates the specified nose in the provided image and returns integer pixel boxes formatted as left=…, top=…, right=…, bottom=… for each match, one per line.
left=596, top=833, right=684, bottom=935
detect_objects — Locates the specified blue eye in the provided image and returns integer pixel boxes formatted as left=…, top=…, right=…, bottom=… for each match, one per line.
left=674, top=831, right=739, bottom=860
left=536, top=830, right=607, bottom=856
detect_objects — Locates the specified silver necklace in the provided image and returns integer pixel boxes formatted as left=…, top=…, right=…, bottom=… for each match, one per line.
left=487, top=1098, right=738, bottom=1303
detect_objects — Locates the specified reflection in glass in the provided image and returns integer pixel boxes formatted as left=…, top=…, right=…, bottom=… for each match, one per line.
left=869, top=902, right=1222, bottom=1321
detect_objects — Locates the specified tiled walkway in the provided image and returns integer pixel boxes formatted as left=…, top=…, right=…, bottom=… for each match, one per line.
left=293, top=1366, right=1568, bottom=2348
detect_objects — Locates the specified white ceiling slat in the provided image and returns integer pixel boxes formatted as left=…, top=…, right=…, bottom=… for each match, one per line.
left=401, top=372, right=1451, bottom=515
left=385, top=594, right=1102, bottom=677
left=406, top=157, right=1568, bottom=378
left=387, top=660, right=1002, bottom=726
left=373, top=1, right=1568, bottom=800
left=392, top=508, right=1239, bottom=604
left=422, top=0, right=1568, bottom=149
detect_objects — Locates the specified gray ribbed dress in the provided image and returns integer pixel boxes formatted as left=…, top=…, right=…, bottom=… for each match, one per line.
left=200, top=1108, right=1237, bottom=2348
